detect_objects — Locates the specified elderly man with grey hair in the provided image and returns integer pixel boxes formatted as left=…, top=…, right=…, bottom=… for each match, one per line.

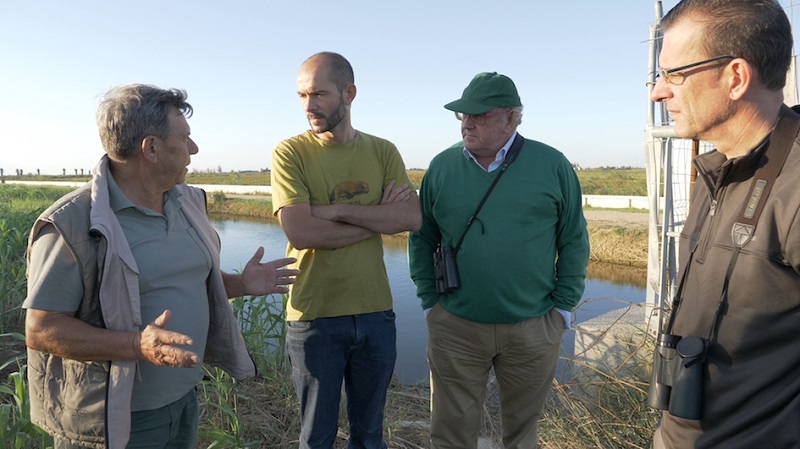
left=409, top=72, right=589, bottom=449
left=23, top=83, right=298, bottom=449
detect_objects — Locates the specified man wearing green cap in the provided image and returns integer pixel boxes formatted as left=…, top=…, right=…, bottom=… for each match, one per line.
left=409, top=72, right=589, bottom=449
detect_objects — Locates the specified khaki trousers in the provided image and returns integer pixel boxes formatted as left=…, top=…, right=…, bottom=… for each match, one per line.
left=652, top=424, right=666, bottom=449
left=426, top=304, right=564, bottom=449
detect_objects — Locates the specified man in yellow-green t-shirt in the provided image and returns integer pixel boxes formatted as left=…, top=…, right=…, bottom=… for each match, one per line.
left=270, top=52, right=421, bottom=449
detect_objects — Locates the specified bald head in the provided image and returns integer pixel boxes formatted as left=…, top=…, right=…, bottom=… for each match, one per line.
left=301, top=52, right=354, bottom=93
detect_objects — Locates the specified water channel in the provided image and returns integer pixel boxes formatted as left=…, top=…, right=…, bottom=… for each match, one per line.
left=211, top=217, right=647, bottom=385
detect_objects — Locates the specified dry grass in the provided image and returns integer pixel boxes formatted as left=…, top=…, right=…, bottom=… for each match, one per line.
left=540, top=302, right=660, bottom=448
left=200, top=369, right=436, bottom=448
left=211, top=305, right=660, bottom=449
left=587, top=223, right=649, bottom=268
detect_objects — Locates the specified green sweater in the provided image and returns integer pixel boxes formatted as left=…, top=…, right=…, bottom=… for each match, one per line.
left=408, top=136, right=589, bottom=324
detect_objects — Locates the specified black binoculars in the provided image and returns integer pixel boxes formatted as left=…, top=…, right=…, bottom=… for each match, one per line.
left=433, top=244, right=460, bottom=295
left=647, top=333, right=708, bottom=420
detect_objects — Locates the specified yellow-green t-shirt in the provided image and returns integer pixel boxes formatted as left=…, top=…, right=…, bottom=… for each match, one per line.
left=271, top=130, right=411, bottom=320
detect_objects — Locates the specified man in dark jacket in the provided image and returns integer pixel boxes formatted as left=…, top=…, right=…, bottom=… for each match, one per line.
left=650, top=1, right=800, bottom=448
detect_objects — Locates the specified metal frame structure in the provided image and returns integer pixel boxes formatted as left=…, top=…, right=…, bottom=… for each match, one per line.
left=644, top=1, right=676, bottom=337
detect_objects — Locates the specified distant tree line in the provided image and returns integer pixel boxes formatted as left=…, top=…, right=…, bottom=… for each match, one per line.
left=0, top=168, right=91, bottom=177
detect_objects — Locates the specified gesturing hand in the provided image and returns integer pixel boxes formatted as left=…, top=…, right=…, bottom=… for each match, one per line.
left=133, top=310, right=199, bottom=368
left=240, top=247, right=299, bottom=296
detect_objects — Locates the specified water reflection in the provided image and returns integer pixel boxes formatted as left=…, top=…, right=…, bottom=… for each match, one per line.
left=212, top=217, right=647, bottom=384
left=587, top=261, right=646, bottom=289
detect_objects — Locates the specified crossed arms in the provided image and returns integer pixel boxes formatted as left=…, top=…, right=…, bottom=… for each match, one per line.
left=277, top=179, right=422, bottom=250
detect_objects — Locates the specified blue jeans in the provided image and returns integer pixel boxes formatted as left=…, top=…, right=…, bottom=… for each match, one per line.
left=286, top=310, right=397, bottom=449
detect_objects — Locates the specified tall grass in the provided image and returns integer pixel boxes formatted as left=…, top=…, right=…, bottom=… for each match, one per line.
left=0, top=186, right=73, bottom=337
left=0, top=353, right=53, bottom=449
left=1, top=183, right=660, bottom=448
left=198, top=294, right=303, bottom=448
left=0, top=185, right=70, bottom=449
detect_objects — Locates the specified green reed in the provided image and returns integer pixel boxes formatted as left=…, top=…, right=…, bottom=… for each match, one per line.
left=198, top=294, right=296, bottom=448
left=198, top=366, right=262, bottom=449
left=229, top=294, right=290, bottom=376
left=0, top=185, right=73, bottom=449
left=0, top=333, right=53, bottom=449
left=0, top=186, right=73, bottom=336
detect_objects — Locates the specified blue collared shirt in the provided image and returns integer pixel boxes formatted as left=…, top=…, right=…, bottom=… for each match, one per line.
left=462, top=132, right=517, bottom=173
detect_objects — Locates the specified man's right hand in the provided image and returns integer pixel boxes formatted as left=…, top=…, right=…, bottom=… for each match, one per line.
left=133, top=310, right=199, bottom=368
left=380, top=179, right=413, bottom=204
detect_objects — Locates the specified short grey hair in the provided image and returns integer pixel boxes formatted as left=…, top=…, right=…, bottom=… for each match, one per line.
left=96, top=84, right=193, bottom=161
left=510, top=106, right=524, bottom=126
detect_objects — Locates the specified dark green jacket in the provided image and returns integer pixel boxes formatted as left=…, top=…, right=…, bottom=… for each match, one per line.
left=409, top=135, right=589, bottom=323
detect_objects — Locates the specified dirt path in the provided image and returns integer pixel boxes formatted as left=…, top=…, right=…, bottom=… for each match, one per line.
left=583, top=209, right=649, bottom=225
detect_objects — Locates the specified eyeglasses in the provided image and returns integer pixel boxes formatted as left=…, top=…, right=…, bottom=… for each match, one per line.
left=454, top=109, right=506, bottom=125
left=656, top=55, right=736, bottom=85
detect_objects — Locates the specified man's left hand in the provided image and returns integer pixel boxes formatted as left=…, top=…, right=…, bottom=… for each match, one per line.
left=239, top=247, right=299, bottom=296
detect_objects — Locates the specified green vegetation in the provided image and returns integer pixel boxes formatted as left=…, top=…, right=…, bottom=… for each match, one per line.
left=408, top=168, right=648, bottom=195
left=0, top=186, right=73, bottom=337
left=0, top=185, right=73, bottom=449
left=187, top=172, right=270, bottom=186
left=1, top=183, right=657, bottom=448
left=3, top=167, right=647, bottom=196
left=576, top=168, right=647, bottom=196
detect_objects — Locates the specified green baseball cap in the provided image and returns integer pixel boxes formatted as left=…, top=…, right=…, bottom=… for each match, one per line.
left=444, top=72, right=522, bottom=114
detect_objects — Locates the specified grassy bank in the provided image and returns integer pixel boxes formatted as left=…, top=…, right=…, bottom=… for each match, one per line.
left=4, top=167, right=647, bottom=196
left=1, top=185, right=657, bottom=448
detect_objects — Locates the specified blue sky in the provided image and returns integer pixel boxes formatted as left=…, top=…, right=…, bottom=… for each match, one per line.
left=1, top=1, right=798, bottom=175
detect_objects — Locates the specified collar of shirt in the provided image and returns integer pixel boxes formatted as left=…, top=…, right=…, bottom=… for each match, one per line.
left=462, top=132, right=518, bottom=173
left=107, top=170, right=182, bottom=215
